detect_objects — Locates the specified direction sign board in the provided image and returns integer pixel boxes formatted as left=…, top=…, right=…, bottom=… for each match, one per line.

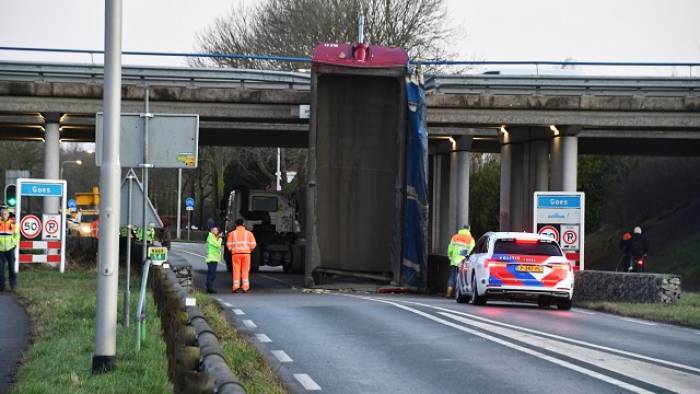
left=119, top=170, right=163, bottom=228
left=42, top=214, right=62, bottom=241
left=534, top=192, right=585, bottom=270
left=20, top=215, right=41, bottom=239
left=96, top=113, right=199, bottom=169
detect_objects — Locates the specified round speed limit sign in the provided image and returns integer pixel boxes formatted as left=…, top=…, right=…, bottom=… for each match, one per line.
left=20, top=215, right=41, bottom=239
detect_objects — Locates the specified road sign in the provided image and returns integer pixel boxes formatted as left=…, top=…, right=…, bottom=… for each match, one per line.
left=96, top=113, right=199, bottom=169
left=534, top=192, right=585, bottom=270
left=537, top=225, right=560, bottom=243
left=148, top=246, right=168, bottom=266
left=20, top=215, right=41, bottom=239
left=42, top=214, right=62, bottom=241
left=561, top=225, right=580, bottom=250
left=68, top=199, right=77, bottom=209
left=20, top=182, right=64, bottom=197
left=185, top=197, right=194, bottom=211
left=119, top=169, right=163, bottom=228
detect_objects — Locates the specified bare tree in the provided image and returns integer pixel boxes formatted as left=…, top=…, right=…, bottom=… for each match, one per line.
left=194, top=0, right=453, bottom=69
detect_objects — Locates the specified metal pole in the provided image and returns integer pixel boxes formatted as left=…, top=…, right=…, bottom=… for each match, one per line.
left=187, top=210, right=191, bottom=241
left=358, top=13, right=365, bottom=43
left=123, top=172, right=133, bottom=328
left=93, top=0, right=122, bottom=373
left=176, top=168, right=182, bottom=240
left=136, top=86, right=152, bottom=351
left=276, top=147, right=282, bottom=191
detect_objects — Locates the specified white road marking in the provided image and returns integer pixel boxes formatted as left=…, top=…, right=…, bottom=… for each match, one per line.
left=620, top=317, right=657, bottom=326
left=294, top=373, right=322, bottom=391
left=175, top=249, right=206, bottom=259
left=255, top=333, right=272, bottom=343
left=360, top=297, right=653, bottom=394
left=243, top=319, right=257, bottom=328
left=223, top=302, right=233, bottom=308
left=574, top=309, right=597, bottom=315
left=394, top=299, right=700, bottom=375
left=271, top=350, right=293, bottom=363
left=257, top=273, right=294, bottom=287
left=233, top=309, right=245, bottom=315
left=440, top=311, right=700, bottom=394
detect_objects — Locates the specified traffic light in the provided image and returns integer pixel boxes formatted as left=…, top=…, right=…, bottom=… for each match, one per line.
left=4, top=184, right=16, bottom=207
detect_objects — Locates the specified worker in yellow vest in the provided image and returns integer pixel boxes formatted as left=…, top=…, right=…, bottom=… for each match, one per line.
left=446, top=225, right=475, bottom=298
left=0, top=206, right=20, bottom=291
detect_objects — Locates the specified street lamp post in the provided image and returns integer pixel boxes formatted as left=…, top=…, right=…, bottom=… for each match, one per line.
left=60, top=160, right=83, bottom=179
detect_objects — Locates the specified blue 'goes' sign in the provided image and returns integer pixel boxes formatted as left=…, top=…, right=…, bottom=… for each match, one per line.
left=21, top=182, right=64, bottom=197
left=536, top=195, right=581, bottom=209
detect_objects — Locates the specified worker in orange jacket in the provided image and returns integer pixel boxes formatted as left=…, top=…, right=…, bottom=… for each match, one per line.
left=226, top=219, right=257, bottom=293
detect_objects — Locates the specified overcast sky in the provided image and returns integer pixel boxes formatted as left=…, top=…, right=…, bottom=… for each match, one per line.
left=1, top=0, right=699, bottom=75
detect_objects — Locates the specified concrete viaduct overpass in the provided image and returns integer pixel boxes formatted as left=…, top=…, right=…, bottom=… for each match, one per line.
left=1, top=61, right=699, bottom=253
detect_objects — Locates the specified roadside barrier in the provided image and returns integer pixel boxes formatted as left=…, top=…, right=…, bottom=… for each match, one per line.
left=152, top=265, right=246, bottom=394
left=573, top=270, right=682, bottom=304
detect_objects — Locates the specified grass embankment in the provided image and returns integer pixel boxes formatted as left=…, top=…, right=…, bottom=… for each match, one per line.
left=11, top=267, right=172, bottom=393
left=195, top=292, right=287, bottom=394
left=579, top=292, right=700, bottom=329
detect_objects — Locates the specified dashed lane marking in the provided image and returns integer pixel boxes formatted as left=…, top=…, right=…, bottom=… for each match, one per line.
left=271, top=350, right=293, bottom=363
left=223, top=302, right=233, bottom=308
left=294, top=373, right=322, bottom=391
left=233, top=309, right=245, bottom=315
left=255, top=333, right=272, bottom=343
left=574, top=309, right=597, bottom=315
left=174, top=249, right=206, bottom=259
left=243, top=320, right=257, bottom=328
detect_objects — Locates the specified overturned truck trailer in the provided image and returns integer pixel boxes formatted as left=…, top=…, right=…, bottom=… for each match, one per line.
left=305, top=42, right=428, bottom=289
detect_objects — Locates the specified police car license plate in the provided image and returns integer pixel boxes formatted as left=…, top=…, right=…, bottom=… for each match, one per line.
left=516, top=265, right=543, bottom=273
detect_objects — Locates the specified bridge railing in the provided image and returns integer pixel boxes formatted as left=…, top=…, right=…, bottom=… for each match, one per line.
left=0, top=60, right=310, bottom=90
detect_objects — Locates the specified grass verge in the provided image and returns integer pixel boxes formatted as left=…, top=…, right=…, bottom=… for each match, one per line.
left=195, top=292, right=287, bottom=394
left=11, top=266, right=172, bottom=393
left=578, top=292, right=700, bottom=329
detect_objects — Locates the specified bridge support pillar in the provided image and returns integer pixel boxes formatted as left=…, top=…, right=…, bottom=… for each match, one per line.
left=550, top=126, right=580, bottom=192
left=455, top=137, right=472, bottom=230
left=499, top=141, right=512, bottom=231
left=43, top=113, right=61, bottom=214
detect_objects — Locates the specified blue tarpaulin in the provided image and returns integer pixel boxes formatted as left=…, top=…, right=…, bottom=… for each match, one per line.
left=401, top=74, right=429, bottom=287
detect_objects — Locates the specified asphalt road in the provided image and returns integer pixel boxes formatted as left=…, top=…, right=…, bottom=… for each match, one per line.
left=170, top=242, right=700, bottom=394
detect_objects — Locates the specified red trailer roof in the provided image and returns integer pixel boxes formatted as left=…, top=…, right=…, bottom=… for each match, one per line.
left=312, top=43, right=408, bottom=69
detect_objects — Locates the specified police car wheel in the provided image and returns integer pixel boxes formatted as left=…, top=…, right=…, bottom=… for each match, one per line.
left=471, top=275, right=487, bottom=306
left=455, top=284, right=470, bottom=304
left=557, top=298, right=572, bottom=310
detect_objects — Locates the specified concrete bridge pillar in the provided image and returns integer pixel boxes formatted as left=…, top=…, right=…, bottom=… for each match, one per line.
left=455, top=137, right=472, bottom=230
left=550, top=126, right=580, bottom=191
left=43, top=113, right=61, bottom=215
left=428, top=139, right=458, bottom=254
left=499, top=132, right=512, bottom=231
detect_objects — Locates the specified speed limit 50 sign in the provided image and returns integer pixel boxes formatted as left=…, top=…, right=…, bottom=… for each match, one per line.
left=20, top=215, right=41, bottom=239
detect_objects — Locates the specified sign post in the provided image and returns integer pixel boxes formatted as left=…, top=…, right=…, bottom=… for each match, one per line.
left=185, top=197, right=194, bottom=241
left=533, top=192, right=585, bottom=270
left=14, top=178, right=67, bottom=273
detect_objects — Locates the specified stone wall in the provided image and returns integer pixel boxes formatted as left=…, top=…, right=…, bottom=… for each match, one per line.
left=573, top=270, right=681, bottom=304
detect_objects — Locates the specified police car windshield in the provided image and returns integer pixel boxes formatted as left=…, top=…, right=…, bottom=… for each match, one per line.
left=493, top=240, right=562, bottom=256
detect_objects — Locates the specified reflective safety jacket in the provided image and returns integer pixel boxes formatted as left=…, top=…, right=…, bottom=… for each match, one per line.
left=447, top=228, right=475, bottom=267
left=226, top=226, right=256, bottom=254
left=206, top=232, right=223, bottom=263
left=0, top=218, right=19, bottom=252
left=136, top=227, right=156, bottom=243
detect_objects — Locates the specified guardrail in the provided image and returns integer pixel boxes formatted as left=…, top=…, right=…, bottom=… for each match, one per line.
left=0, top=60, right=310, bottom=90
left=152, top=264, right=245, bottom=394
left=425, top=74, right=700, bottom=96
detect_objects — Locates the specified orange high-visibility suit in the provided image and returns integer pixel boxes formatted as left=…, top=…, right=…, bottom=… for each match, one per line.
left=226, top=225, right=257, bottom=292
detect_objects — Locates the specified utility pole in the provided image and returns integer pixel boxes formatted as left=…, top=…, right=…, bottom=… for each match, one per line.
left=176, top=168, right=182, bottom=240
left=93, top=0, right=122, bottom=373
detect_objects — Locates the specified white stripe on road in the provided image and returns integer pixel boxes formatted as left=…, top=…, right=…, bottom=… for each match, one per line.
left=271, top=350, right=293, bottom=363
left=620, top=317, right=657, bottom=326
left=395, top=300, right=700, bottom=375
left=223, top=302, right=233, bottom=308
left=439, top=311, right=700, bottom=394
left=233, top=309, right=245, bottom=315
left=175, top=249, right=206, bottom=259
left=361, top=297, right=653, bottom=394
left=294, top=373, right=322, bottom=391
left=574, top=309, right=597, bottom=315
left=243, top=320, right=257, bottom=328
left=255, top=333, right=272, bottom=343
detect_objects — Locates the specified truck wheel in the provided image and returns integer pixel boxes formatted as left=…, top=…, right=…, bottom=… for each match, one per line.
left=291, top=245, right=304, bottom=274
left=251, top=249, right=261, bottom=272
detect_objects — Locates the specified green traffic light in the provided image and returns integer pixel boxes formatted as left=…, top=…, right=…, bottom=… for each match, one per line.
left=7, top=197, right=16, bottom=207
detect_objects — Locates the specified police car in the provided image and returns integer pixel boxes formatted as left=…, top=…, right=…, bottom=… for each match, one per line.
left=455, top=232, right=574, bottom=310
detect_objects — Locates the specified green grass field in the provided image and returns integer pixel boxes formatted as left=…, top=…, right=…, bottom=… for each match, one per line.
left=195, top=292, right=287, bottom=394
left=579, top=292, right=700, bottom=329
left=10, top=267, right=172, bottom=393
